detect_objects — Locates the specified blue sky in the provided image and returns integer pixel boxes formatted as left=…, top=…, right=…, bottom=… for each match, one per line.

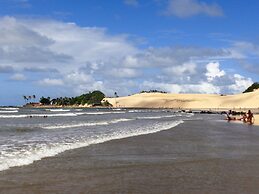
left=0, top=0, right=259, bottom=105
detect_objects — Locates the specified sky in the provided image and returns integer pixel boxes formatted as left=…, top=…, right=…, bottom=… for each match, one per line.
left=0, top=0, right=259, bottom=105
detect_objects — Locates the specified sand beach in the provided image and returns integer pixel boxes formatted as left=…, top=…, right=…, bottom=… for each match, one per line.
left=1, top=115, right=259, bottom=194
left=1, top=90, right=259, bottom=194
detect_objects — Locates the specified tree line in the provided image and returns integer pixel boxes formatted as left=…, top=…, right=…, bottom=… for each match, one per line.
left=39, top=90, right=111, bottom=106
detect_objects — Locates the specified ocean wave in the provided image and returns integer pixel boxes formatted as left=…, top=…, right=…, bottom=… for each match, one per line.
left=128, top=110, right=143, bottom=113
left=112, top=108, right=126, bottom=111
left=83, top=111, right=126, bottom=115
left=136, top=115, right=177, bottom=119
left=0, top=120, right=183, bottom=172
left=0, top=110, right=19, bottom=113
left=42, top=118, right=134, bottom=129
left=45, top=109, right=70, bottom=112
left=0, top=113, right=78, bottom=118
left=128, top=109, right=174, bottom=113
left=74, top=109, right=83, bottom=111
left=0, top=107, right=19, bottom=110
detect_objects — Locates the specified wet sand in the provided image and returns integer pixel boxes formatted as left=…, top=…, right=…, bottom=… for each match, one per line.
left=1, top=116, right=259, bottom=194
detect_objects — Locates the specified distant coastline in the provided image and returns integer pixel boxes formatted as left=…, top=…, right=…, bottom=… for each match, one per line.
left=105, top=90, right=259, bottom=110
left=22, top=89, right=259, bottom=111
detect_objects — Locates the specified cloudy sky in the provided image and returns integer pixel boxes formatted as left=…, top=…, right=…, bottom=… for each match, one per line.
left=0, top=0, right=259, bottom=105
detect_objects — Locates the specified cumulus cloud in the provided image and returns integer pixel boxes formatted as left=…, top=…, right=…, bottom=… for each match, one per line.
left=109, top=68, right=141, bottom=78
left=142, top=81, right=221, bottom=94
left=141, top=61, right=253, bottom=94
left=0, top=16, right=254, bottom=97
left=0, top=16, right=137, bottom=71
left=164, top=0, right=224, bottom=18
left=228, top=74, right=253, bottom=93
left=122, top=46, right=228, bottom=68
left=205, top=62, right=225, bottom=82
left=39, top=78, right=64, bottom=86
left=164, top=62, right=196, bottom=76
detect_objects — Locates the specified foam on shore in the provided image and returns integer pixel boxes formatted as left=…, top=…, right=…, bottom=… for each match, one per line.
left=0, top=120, right=183, bottom=171
left=42, top=118, right=134, bottom=129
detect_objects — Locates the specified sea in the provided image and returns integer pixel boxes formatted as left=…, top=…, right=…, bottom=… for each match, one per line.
left=0, top=107, right=194, bottom=171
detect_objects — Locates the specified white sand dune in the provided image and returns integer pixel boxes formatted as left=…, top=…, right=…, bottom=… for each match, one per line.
left=106, top=90, right=259, bottom=110
left=106, top=90, right=259, bottom=125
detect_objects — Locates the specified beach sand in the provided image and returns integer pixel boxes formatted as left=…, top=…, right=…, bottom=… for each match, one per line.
left=1, top=116, right=259, bottom=194
left=106, top=90, right=259, bottom=110
left=253, top=114, right=259, bottom=125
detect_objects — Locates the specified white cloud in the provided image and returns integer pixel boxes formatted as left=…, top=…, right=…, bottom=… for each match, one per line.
left=0, top=16, right=137, bottom=71
left=228, top=74, right=253, bottom=93
left=205, top=62, right=225, bottom=82
left=121, top=47, right=227, bottom=68
left=65, top=72, right=93, bottom=85
left=123, top=55, right=139, bottom=67
left=142, top=81, right=220, bottom=94
left=227, top=41, right=259, bottom=59
left=164, top=0, right=224, bottom=18
left=39, top=78, right=64, bottom=86
left=164, top=61, right=196, bottom=76
left=0, top=16, right=254, bottom=97
left=109, top=68, right=141, bottom=78
left=10, top=73, right=26, bottom=81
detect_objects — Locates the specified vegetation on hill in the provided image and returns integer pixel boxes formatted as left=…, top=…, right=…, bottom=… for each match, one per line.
left=140, top=90, right=167, bottom=94
left=39, top=90, right=111, bottom=106
left=243, top=82, right=259, bottom=93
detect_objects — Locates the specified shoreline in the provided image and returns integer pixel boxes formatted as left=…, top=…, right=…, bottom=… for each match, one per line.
left=1, top=117, right=259, bottom=193
left=4, top=105, right=259, bottom=126
left=18, top=106, right=259, bottom=126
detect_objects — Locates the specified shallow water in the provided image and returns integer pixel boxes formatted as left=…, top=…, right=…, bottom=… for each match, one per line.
left=0, top=107, right=192, bottom=171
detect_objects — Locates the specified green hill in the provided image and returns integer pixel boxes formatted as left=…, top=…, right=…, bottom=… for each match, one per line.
left=243, top=82, right=259, bottom=93
left=40, top=90, right=111, bottom=106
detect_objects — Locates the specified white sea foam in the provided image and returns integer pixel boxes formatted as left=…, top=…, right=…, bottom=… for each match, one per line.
left=83, top=111, right=126, bottom=115
left=0, top=110, right=18, bottom=113
left=0, top=113, right=78, bottom=118
left=136, top=115, right=177, bottom=120
left=42, top=118, right=134, bottom=129
left=0, top=120, right=183, bottom=171
left=128, top=109, right=173, bottom=113
left=0, top=107, right=19, bottom=110
left=128, top=110, right=143, bottom=113
left=74, top=109, right=83, bottom=111
left=45, top=109, right=70, bottom=112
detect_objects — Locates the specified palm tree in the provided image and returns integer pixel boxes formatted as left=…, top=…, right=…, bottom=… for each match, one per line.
left=23, top=95, right=28, bottom=104
left=114, top=92, right=118, bottom=107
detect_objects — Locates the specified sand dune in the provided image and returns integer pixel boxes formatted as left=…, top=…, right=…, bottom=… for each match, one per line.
left=106, top=90, right=259, bottom=110
left=106, top=90, right=259, bottom=125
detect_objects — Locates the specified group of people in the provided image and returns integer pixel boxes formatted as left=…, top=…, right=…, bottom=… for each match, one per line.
left=227, top=110, right=254, bottom=124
